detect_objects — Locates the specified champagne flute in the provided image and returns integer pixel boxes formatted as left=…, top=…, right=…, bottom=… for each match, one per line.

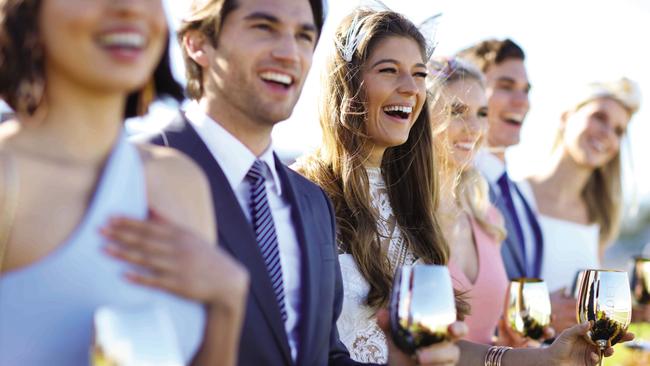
left=389, top=264, right=457, bottom=355
left=503, top=278, right=552, bottom=340
left=576, top=269, right=632, bottom=366
left=631, top=257, right=650, bottom=305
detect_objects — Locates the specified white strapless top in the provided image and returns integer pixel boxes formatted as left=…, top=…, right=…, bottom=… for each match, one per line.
left=539, top=214, right=600, bottom=292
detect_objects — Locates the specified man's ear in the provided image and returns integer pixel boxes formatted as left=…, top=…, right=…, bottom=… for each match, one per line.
left=183, top=30, right=210, bottom=67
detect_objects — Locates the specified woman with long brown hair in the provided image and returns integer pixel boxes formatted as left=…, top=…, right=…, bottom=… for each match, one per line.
left=295, top=8, right=453, bottom=363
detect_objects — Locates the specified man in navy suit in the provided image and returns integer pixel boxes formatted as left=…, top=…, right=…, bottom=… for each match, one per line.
left=141, top=0, right=463, bottom=364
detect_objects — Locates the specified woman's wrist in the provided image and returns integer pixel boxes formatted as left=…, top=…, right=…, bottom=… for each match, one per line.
left=500, top=347, right=550, bottom=366
left=208, top=269, right=249, bottom=312
left=484, top=346, right=512, bottom=366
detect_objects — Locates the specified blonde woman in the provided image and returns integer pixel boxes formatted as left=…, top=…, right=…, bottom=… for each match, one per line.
left=426, top=57, right=510, bottom=345
left=526, top=78, right=640, bottom=331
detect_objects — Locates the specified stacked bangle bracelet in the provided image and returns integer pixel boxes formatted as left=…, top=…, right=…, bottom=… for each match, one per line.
left=484, top=346, right=512, bottom=366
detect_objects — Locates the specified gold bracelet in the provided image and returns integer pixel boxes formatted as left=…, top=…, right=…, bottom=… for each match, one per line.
left=484, top=346, right=512, bottom=366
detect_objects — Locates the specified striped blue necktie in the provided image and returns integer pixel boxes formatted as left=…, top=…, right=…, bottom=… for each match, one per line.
left=246, top=160, right=287, bottom=322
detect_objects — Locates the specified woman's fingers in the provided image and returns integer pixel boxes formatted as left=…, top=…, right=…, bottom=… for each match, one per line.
left=102, top=216, right=176, bottom=249
left=124, top=270, right=180, bottom=294
left=104, top=243, right=176, bottom=273
left=448, top=321, right=468, bottom=341
left=416, top=341, right=460, bottom=366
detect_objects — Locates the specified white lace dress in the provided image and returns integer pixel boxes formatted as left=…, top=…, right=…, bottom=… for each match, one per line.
left=336, top=168, right=416, bottom=363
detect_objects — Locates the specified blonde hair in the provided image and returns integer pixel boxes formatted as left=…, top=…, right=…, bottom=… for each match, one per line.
left=553, top=113, right=622, bottom=247
left=428, top=57, right=505, bottom=242
left=553, top=78, right=640, bottom=246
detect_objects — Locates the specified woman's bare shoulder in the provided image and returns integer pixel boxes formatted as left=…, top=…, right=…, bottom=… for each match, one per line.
left=135, top=143, right=215, bottom=243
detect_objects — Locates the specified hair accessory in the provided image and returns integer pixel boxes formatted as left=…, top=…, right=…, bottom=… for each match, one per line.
left=336, top=0, right=441, bottom=62
left=429, top=57, right=456, bottom=79
left=335, top=0, right=390, bottom=62
left=418, top=13, right=442, bottom=60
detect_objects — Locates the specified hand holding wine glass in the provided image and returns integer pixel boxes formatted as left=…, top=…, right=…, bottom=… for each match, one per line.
left=390, top=264, right=458, bottom=353
left=380, top=264, right=465, bottom=365
left=576, top=269, right=632, bottom=366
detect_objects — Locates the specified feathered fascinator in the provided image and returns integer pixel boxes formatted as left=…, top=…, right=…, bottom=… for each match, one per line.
left=335, top=0, right=442, bottom=62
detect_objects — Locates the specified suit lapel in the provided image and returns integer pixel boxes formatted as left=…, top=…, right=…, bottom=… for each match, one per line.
left=274, top=157, right=320, bottom=365
left=489, top=183, right=527, bottom=277
left=166, top=115, right=292, bottom=364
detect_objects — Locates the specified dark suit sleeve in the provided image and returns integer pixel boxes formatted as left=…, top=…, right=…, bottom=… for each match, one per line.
left=322, top=189, right=383, bottom=366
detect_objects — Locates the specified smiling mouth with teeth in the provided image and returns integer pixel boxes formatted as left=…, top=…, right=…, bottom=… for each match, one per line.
left=260, top=71, right=294, bottom=89
left=383, top=105, right=413, bottom=120
left=98, top=32, right=145, bottom=50
left=504, top=118, right=523, bottom=126
left=502, top=114, right=524, bottom=126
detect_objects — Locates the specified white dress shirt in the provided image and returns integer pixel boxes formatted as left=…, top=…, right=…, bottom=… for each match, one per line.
left=475, top=149, right=539, bottom=273
left=185, top=102, right=302, bottom=361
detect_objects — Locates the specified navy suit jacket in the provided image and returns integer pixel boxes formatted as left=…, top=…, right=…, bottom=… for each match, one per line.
left=140, top=112, right=371, bottom=366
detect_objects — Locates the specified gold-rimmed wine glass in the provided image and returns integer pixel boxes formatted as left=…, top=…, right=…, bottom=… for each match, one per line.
left=389, top=264, right=457, bottom=355
left=503, top=278, right=552, bottom=340
left=576, top=269, right=632, bottom=366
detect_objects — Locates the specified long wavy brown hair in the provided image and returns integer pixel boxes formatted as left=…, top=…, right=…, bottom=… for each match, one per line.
left=296, top=10, right=450, bottom=311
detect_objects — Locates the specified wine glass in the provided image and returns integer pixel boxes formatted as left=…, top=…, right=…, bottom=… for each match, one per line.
left=576, top=269, right=632, bottom=366
left=503, top=278, right=552, bottom=340
left=631, top=257, right=650, bottom=305
left=91, top=305, right=184, bottom=366
left=389, top=264, right=457, bottom=355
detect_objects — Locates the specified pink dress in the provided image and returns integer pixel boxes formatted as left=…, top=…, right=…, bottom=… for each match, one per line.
left=448, top=207, right=509, bottom=344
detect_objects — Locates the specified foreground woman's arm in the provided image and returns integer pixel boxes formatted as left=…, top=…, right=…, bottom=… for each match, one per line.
left=459, top=322, right=634, bottom=366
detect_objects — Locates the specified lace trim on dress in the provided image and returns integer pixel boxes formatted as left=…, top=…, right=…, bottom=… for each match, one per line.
left=366, top=167, right=416, bottom=270
left=336, top=168, right=417, bottom=363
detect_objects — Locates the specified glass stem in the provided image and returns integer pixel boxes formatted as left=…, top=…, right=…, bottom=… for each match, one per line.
left=597, top=349, right=604, bottom=366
